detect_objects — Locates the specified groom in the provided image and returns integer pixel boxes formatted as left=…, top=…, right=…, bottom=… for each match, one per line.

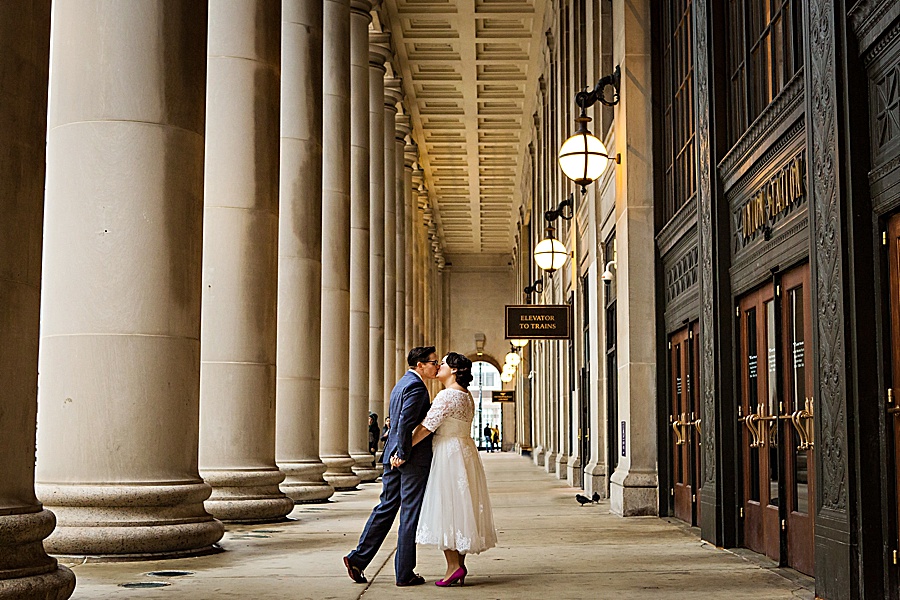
left=344, top=346, right=439, bottom=586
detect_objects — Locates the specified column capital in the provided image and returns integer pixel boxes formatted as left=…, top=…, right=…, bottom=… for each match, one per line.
left=384, top=76, right=403, bottom=110
left=350, top=0, right=374, bottom=18
left=369, top=32, right=391, bottom=69
left=411, top=168, right=424, bottom=189
left=396, top=113, right=411, bottom=140
left=404, top=139, right=417, bottom=169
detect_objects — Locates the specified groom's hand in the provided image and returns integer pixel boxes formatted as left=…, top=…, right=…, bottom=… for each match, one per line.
left=390, top=455, right=406, bottom=468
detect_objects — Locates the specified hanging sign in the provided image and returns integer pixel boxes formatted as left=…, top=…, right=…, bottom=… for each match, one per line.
left=492, top=391, right=515, bottom=402
left=505, top=304, right=572, bottom=340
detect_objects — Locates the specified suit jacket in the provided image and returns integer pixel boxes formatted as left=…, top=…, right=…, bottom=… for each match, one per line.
left=383, top=370, right=433, bottom=469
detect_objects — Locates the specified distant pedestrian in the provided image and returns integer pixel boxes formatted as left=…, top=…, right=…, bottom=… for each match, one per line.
left=491, top=425, right=500, bottom=452
left=380, top=416, right=390, bottom=446
left=483, top=423, right=493, bottom=452
left=368, top=413, right=380, bottom=455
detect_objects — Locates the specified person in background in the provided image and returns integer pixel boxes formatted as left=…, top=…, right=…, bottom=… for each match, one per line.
left=380, top=416, right=391, bottom=448
left=368, top=413, right=380, bottom=456
left=483, top=423, right=493, bottom=452
left=491, top=425, right=500, bottom=452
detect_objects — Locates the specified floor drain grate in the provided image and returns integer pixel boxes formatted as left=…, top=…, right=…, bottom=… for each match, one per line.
left=146, top=570, right=194, bottom=578
left=119, top=582, right=171, bottom=589
left=230, top=534, right=271, bottom=539
left=251, top=530, right=280, bottom=534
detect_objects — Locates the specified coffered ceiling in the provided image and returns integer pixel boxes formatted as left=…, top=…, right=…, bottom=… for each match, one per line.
left=381, top=0, right=548, bottom=257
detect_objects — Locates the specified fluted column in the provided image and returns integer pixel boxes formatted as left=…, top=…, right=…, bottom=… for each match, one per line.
left=416, top=203, right=427, bottom=345
left=395, top=113, right=409, bottom=378
left=37, top=1, right=224, bottom=556
left=199, top=0, right=293, bottom=524
left=276, top=0, right=334, bottom=503
left=319, top=0, right=360, bottom=491
left=348, top=0, right=378, bottom=482
left=404, top=140, right=417, bottom=350
left=368, top=33, right=390, bottom=449
left=0, top=3, right=76, bottom=596
left=383, top=76, right=401, bottom=416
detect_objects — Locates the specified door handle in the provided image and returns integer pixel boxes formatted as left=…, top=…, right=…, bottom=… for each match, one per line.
left=789, top=397, right=815, bottom=450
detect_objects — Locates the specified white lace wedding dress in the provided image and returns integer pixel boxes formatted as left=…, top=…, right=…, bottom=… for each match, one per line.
left=415, top=388, right=497, bottom=554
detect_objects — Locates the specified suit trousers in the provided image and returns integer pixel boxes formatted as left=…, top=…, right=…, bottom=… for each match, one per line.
left=347, top=462, right=429, bottom=583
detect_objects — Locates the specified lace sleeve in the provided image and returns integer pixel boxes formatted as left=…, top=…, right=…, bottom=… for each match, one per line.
left=421, top=391, right=451, bottom=432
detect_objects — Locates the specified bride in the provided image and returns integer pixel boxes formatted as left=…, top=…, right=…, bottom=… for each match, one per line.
left=407, top=352, right=497, bottom=586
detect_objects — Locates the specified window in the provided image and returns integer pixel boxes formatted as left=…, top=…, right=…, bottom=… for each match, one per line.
left=725, top=0, right=804, bottom=148
left=661, top=0, right=696, bottom=223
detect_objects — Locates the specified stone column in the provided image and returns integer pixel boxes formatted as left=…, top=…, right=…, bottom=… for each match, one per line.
left=0, top=2, right=76, bottom=596
left=36, top=1, right=224, bottom=556
left=348, top=0, right=378, bottom=482
left=411, top=168, right=425, bottom=352
left=609, top=0, right=657, bottom=516
left=319, top=0, right=360, bottom=491
left=199, top=0, right=293, bottom=524
left=383, top=76, right=401, bottom=416
left=276, top=0, right=334, bottom=503
left=368, top=34, right=390, bottom=440
left=395, top=114, right=409, bottom=376
left=403, top=138, right=417, bottom=350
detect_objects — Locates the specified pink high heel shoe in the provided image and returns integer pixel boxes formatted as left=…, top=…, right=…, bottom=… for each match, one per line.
left=435, top=567, right=466, bottom=587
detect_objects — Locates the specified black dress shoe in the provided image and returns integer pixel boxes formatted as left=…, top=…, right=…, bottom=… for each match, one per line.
left=396, top=574, right=426, bottom=587
left=343, top=556, right=367, bottom=584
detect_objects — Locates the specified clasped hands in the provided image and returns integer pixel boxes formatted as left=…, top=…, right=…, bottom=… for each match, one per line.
left=389, top=454, right=406, bottom=468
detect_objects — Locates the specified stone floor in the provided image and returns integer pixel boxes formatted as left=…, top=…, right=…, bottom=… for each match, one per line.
left=65, top=453, right=814, bottom=599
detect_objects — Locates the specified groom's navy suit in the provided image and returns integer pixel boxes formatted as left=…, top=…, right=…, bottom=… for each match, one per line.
left=347, top=370, right=433, bottom=583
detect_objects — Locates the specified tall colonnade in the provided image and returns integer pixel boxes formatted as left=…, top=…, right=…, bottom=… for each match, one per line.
left=0, top=1, right=444, bottom=595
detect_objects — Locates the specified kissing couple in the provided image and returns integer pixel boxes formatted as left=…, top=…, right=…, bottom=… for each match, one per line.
left=343, top=346, right=498, bottom=587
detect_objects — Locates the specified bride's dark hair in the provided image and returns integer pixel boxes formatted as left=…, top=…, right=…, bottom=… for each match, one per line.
left=445, top=352, right=473, bottom=388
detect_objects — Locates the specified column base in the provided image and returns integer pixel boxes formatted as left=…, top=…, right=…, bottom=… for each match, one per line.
left=278, top=460, right=335, bottom=503
left=321, top=455, right=360, bottom=491
left=35, top=482, right=224, bottom=558
left=0, top=508, right=76, bottom=600
left=584, top=460, right=608, bottom=500
left=0, top=565, right=75, bottom=600
left=566, top=455, right=582, bottom=488
left=609, top=468, right=658, bottom=517
left=533, top=445, right=545, bottom=467
left=200, top=468, right=294, bottom=523
left=350, top=453, right=379, bottom=483
left=544, top=451, right=557, bottom=474
left=555, top=453, right=568, bottom=480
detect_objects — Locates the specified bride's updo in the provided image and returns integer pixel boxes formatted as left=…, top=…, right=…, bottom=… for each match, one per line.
left=445, top=352, right=473, bottom=388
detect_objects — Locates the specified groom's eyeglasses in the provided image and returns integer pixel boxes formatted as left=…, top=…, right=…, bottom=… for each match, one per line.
left=424, top=360, right=439, bottom=366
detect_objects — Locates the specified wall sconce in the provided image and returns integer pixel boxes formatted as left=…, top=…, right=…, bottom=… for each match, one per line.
left=523, top=278, right=544, bottom=296
left=474, top=332, right=485, bottom=357
left=533, top=223, right=568, bottom=274
left=558, top=66, right=621, bottom=194
left=601, top=260, right=617, bottom=282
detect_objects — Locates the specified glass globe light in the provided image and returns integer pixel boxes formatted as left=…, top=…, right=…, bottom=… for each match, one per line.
left=510, top=339, right=529, bottom=348
left=503, top=363, right=516, bottom=374
left=558, top=127, right=611, bottom=190
left=505, top=352, right=521, bottom=366
left=500, top=372, right=514, bottom=383
left=534, top=237, right=568, bottom=272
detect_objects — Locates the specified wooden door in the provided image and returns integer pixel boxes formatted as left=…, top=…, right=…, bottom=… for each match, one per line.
left=888, top=214, right=900, bottom=563
left=738, top=283, right=780, bottom=561
left=781, top=264, right=815, bottom=576
left=670, top=327, right=694, bottom=523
